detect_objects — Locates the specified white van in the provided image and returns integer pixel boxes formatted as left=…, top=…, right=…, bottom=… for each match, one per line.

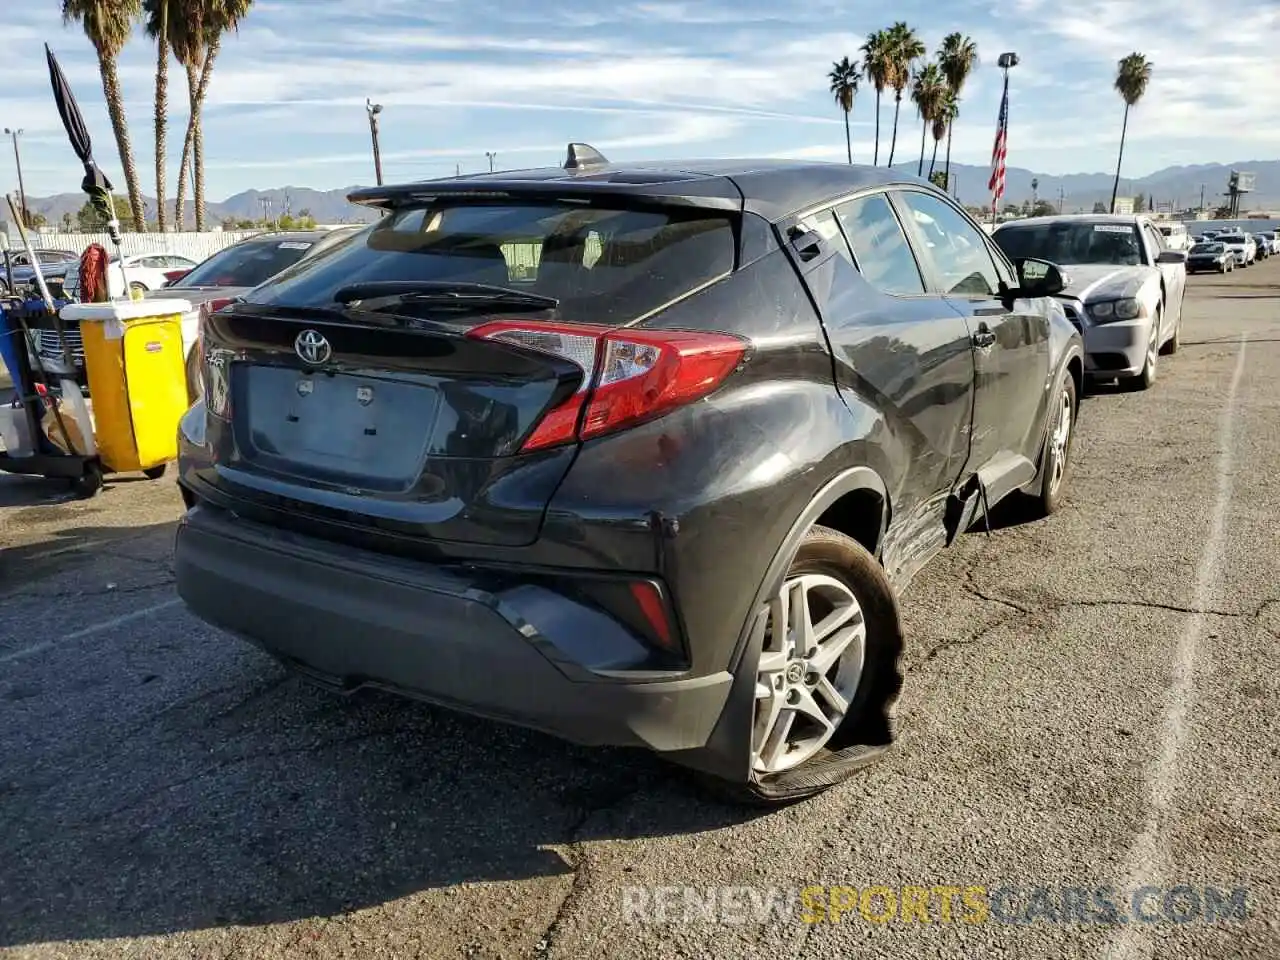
left=1157, top=222, right=1191, bottom=251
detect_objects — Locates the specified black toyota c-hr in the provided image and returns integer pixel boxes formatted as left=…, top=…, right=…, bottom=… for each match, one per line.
left=175, top=146, right=1083, bottom=804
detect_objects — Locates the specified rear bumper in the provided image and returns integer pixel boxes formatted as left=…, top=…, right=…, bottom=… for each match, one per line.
left=175, top=504, right=734, bottom=757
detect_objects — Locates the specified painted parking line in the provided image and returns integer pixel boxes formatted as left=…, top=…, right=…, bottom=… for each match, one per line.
left=0, top=597, right=183, bottom=666
left=1103, top=332, right=1249, bottom=960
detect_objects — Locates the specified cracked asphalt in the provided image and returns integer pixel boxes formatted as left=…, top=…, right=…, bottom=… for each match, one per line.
left=3, top=260, right=1280, bottom=960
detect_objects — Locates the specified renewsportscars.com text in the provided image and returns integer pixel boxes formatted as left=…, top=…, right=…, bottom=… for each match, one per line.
left=620, top=885, right=1250, bottom=926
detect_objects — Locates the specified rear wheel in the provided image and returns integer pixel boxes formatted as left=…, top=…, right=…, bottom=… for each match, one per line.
left=142, top=464, right=167, bottom=480
left=705, top=525, right=903, bottom=806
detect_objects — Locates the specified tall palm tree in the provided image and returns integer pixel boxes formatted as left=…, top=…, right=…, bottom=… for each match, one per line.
left=62, top=0, right=148, bottom=232
left=142, top=0, right=169, bottom=232
left=1110, top=52, right=1153, bottom=213
left=860, top=31, right=892, bottom=165
left=911, top=62, right=947, bottom=177
left=828, top=57, right=861, bottom=164
left=168, top=1, right=204, bottom=229
left=193, top=0, right=254, bottom=231
left=884, top=22, right=925, bottom=169
left=929, top=92, right=956, bottom=179
left=937, top=32, right=978, bottom=188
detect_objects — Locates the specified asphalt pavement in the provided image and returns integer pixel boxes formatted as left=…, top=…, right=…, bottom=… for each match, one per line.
left=3, top=260, right=1279, bottom=960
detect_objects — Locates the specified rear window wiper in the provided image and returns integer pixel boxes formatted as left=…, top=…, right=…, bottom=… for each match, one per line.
left=332, top=280, right=558, bottom=310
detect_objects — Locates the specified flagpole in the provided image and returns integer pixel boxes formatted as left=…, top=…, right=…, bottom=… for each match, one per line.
left=992, top=52, right=1019, bottom=227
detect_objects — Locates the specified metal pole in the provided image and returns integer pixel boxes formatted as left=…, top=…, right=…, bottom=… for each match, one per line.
left=5, top=129, right=28, bottom=228
left=366, top=99, right=384, bottom=187
left=486, top=151, right=496, bottom=173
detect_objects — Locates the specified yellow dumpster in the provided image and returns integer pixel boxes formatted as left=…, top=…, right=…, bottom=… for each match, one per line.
left=62, top=299, right=193, bottom=474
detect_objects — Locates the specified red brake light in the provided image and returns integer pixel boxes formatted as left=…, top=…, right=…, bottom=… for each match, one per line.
left=467, top=320, right=747, bottom=451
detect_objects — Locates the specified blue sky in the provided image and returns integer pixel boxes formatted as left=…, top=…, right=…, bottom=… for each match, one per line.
left=3, top=0, right=1276, bottom=201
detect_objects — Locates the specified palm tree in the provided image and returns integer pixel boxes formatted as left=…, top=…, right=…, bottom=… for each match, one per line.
left=194, top=0, right=254, bottom=231
left=937, top=32, right=978, bottom=188
left=860, top=31, right=892, bottom=165
left=168, top=1, right=203, bottom=229
left=930, top=90, right=957, bottom=179
left=884, top=22, right=925, bottom=168
left=911, top=62, right=947, bottom=176
left=62, top=0, right=148, bottom=232
left=828, top=57, right=861, bottom=164
left=1110, top=52, right=1153, bottom=213
left=142, top=0, right=169, bottom=232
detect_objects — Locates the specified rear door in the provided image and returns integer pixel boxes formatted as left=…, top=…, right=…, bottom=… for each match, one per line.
left=1142, top=221, right=1185, bottom=328
left=893, top=188, right=1050, bottom=475
left=782, top=193, right=975, bottom=513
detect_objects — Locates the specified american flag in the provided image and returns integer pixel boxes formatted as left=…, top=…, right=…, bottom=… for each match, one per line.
left=988, top=79, right=1009, bottom=205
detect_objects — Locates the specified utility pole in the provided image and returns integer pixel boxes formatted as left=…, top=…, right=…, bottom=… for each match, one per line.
left=366, top=99, right=384, bottom=186
left=455, top=163, right=461, bottom=177
left=1058, top=186, right=1065, bottom=213
left=4, top=127, right=29, bottom=228
left=486, top=151, right=496, bottom=173
left=1199, top=183, right=1206, bottom=212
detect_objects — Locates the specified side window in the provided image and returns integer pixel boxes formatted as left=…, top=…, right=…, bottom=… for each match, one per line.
left=1144, top=224, right=1165, bottom=258
left=796, top=208, right=855, bottom=266
left=897, top=191, right=1002, bottom=297
left=833, top=193, right=925, bottom=295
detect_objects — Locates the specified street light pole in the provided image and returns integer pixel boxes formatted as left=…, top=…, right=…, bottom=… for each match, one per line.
left=4, top=127, right=29, bottom=228
left=366, top=99, right=384, bottom=186
left=486, top=151, right=496, bottom=173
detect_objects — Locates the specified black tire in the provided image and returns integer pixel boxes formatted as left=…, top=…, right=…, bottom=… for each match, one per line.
left=1026, top=373, right=1076, bottom=517
left=701, top=525, right=904, bottom=807
left=70, top=460, right=104, bottom=498
left=142, top=464, right=167, bottom=480
left=1122, top=311, right=1160, bottom=391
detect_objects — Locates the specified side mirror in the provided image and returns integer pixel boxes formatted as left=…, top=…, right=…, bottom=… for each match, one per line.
left=1157, top=250, right=1188, bottom=264
left=1015, top=257, right=1066, bottom=298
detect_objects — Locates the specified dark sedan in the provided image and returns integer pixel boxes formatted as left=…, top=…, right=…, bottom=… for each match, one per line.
left=1186, top=241, right=1235, bottom=274
left=174, top=150, right=1082, bottom=805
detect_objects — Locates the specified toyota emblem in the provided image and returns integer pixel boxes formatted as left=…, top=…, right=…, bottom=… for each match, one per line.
left=295, top=329, right=331, bottom=365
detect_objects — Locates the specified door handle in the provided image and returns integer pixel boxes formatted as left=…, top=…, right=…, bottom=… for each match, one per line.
left=972, top=325, right=997, bottom=349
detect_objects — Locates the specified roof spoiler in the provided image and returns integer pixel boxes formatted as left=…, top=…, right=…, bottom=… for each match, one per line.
left=564, top=142, right=608, bottom=171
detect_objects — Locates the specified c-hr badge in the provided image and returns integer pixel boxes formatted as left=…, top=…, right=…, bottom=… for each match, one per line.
left=356, top=385, right=375, bottom=406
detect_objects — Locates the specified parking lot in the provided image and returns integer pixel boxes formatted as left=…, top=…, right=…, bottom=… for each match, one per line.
left=3, top=259, right=1279, bottom=959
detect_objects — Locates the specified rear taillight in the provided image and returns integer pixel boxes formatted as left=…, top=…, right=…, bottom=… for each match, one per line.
left=467, top=320, right=747, bottom=451
left=197, top=298, right=239, bottom=418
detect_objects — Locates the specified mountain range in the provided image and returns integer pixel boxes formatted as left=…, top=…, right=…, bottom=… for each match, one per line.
left=21, top=159, right=1280, bottom=226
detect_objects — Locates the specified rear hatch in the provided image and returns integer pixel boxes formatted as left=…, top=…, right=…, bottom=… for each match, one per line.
left=190, top=193, right=740, bottom=547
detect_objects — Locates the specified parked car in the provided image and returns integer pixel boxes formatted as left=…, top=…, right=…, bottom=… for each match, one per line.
left=174, top=151, right=1084, bottom=805
left=1, top=248, right=79, bottom=296
left=1252, top=233, right=1273, bottom=259
left=992, top=214, right=1187, bottom=390
left=1186, top=241, right=1236, bottom=274
left=29, top=229, right=365, bottom=389
left=1156, top=222, right=1191, bottom=251
left=1216, top=233, right=1256, bottom=267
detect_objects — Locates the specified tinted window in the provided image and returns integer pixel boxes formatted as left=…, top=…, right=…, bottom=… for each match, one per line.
left=246, top=202, right=735, bottom=326
left=1190, top=243, right=1224, bottom=254
left=898, top=191, right=1001, bottom=296
left=172, top=238, right=317, bottom=289
left=995, top=221, right=1144, bottom=266
left=795, top=209, right=854, bottom=265
left=833, top=194, right=924, bottom=295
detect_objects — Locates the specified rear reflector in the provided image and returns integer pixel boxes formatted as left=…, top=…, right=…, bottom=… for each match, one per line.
left=467, top=320, right=747, bottom=450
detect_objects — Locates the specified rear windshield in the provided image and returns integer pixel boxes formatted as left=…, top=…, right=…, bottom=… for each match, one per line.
left=1218, top=235, right=1246, bottom=243
left=1190, top=243, right=1224, bottom=254
left=172, top=237, right=317, bottom=289
left=244, top=201, right=736, bottom=325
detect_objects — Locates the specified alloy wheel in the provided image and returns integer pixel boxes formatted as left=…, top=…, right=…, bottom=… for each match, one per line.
left=751, top=573, right=867, bottom=775
left=1145, top=320, right=1160, bottom=380
left=1048, top=387, right=1072, bottom=496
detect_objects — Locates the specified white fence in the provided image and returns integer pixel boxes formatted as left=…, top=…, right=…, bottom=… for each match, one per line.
left=3, top=230, right=256, bottom=261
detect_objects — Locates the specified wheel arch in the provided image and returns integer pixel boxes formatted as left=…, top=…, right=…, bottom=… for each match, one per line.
left=727, top=465, right=889, bottom=676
